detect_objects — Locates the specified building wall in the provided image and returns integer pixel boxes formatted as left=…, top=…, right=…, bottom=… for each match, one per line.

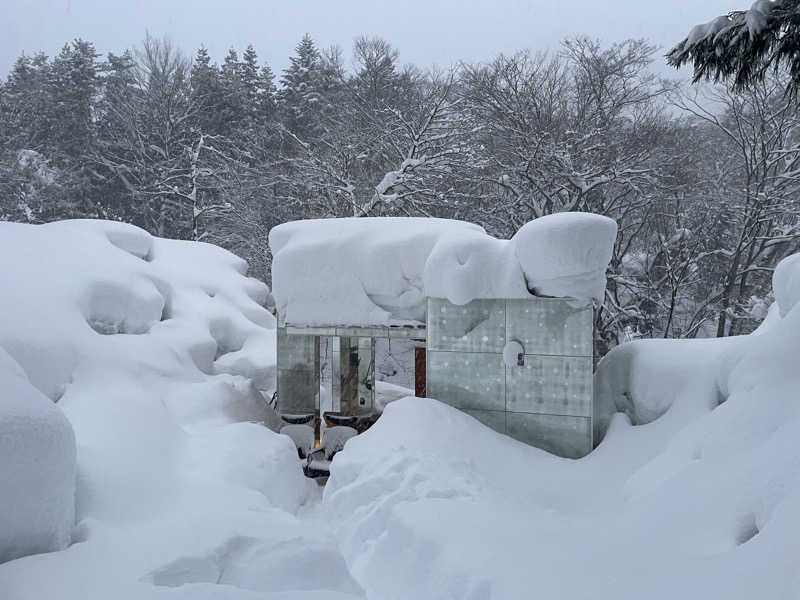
left=276, top=327, right=319, bottom=416
left=426, top=297, right=594, bottom=458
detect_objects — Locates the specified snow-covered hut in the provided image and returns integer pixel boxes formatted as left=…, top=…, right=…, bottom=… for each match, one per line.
left=269, top=214, right=616, bottom=458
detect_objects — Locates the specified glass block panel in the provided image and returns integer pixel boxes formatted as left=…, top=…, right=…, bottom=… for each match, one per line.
left=427, top=297, right=506, bottom=353
left=277, top=328, right=319, bottom=371
left=461, top=409, right=507, bottom=434
left=276, top=368, right=318, bottom=414
left=276, top=328, right=319, bottom=415
left=506, top=356, right=592, bottom=417
left=506, top=298, right=592, bottom=357
left=427, top=350, right=505, bottom=411
left=505, top=413, right=592, bottom=458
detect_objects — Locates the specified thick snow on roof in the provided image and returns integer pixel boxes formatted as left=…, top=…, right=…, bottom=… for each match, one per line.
left=270, top=213, right=617, bottom=327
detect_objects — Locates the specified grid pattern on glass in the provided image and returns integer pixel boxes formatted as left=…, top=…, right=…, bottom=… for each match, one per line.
left=277, top=328, right=319, bottom=371
left=276, top=328, right=319, bottom=414
left=276, top=368, right=318, bottom=414
left=506, top=355, right=592, bottom=417
left=427, top=350, right=505, bottom=411
left=506, top=299, right=593, bottom=357
left=506, top=413, right=592, bottom=458
left=427, top=297, right=506, bottom=353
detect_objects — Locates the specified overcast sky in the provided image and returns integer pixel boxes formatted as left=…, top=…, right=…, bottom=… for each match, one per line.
left=2, top=0, right=737, bottom=79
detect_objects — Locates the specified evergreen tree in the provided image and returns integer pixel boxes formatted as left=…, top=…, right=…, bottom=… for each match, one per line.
left=190, top=46, right=226, bottom=135
left=258, top=63, right=277, bottom=121
left=279, top=34, right=324, bottom=138
left=48, top=40, right=100, bottom=164
left=239, top=44, right=276, bottom=129
left=219, top=47, right=245, bottom=134
left=2, top=53, right=53, bottom=150
left=668, top=0, right=800, bottom=92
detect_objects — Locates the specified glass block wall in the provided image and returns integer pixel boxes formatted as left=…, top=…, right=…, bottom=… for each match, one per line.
left=426, top=297, right=593, bottom=458
left=276, top=327, right=319, bottom=416
left=277, top=330, right=375, bottom=419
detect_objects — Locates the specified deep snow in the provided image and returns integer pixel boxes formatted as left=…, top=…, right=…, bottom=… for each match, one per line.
left=0, top=348, right=76, bottom=563
left=2, top=218, right=800, bottom=600
left=270, top=214, right=616, bottom=327
left=322, top=252, right=800, bottom=600
left=0, top=220, right=353, bottom=599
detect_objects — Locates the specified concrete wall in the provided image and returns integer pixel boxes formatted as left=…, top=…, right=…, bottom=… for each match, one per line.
left=426, top=297, right=593, bottom=458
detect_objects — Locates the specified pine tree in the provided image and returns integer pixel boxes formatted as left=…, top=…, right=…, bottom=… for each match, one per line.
left=219, top=48, right=245, bottom=135
left=2, top=53, right=53, bottom=150
left=190, top=46, right=225, bottom=134
left=238, top=44, right=276, bottom=130
left=279, top=34, right=323, bottom=138
left=258, top=63, right=277, bottom=121
left=668, top=0, right=800, bottom=92
left=48, top=40, right=100, bottom=162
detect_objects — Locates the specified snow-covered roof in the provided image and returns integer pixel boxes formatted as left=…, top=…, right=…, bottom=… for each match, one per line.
left=269, top=213, right=617, bottom=327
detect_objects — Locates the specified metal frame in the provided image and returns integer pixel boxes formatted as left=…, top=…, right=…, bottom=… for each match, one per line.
left=285, top=324, right=426, bottom=341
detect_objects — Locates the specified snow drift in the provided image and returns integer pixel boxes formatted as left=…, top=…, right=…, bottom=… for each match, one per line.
left=0, top=220, right=359, bottom=600
left=0, top=348, right=76, bottom=564
left=323, top=251, right=800, bottom=600
left=270, top=213, right=617, bottom=326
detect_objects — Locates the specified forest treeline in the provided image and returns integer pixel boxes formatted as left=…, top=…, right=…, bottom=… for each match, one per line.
left=2, top=33, right=799, bottom=352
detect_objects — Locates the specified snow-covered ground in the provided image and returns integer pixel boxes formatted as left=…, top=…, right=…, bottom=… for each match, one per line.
left=325, top=251, right=800, bottom=600
left=0, top=220, right=353, bottom=599
left=2, top=218, right=800, bottom=599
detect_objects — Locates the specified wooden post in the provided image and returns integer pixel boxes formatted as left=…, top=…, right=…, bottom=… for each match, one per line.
left=414, top=346, right=426, bottom=398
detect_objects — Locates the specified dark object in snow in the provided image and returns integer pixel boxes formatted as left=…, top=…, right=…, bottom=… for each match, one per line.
left=323, top=411, right=379, bottom=433
left=303, top=425, right=358, bottom=478
left=414, top=346, right=426, bottom=397
left=280, top=413, right=315, bottom=425
left=280, top=424, right=315, bottom=459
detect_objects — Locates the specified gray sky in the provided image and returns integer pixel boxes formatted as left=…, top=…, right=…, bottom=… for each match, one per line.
left=2, top=0, right=738, bottom=79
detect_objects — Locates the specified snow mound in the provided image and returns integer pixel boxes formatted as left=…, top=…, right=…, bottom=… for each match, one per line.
left=0, top=219, right=335, bottom=598
left=324, top=253, right=800, bottom=599
left=270, top=214, right=616, bottom=326
left=772, top=252, right=800, bottom=317
left=0, top=349, right=76, bottom=564
left=592, top=336, right=742, bottom=439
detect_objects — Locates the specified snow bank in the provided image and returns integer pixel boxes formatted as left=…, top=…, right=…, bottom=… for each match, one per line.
left=270, top=213, right=617, bottom=326
left=0, top=219, right=346, bottom=599
left=772, top=252, right=800, bottom=317
left=323, top=254, right=800, bottom=599
left=0, top=349, right=76, bottom=564
left=592, top=336, right=742, bottom=439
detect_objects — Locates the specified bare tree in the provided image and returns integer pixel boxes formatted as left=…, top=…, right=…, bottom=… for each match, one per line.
left=671, top=73, right=800, bottom=335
